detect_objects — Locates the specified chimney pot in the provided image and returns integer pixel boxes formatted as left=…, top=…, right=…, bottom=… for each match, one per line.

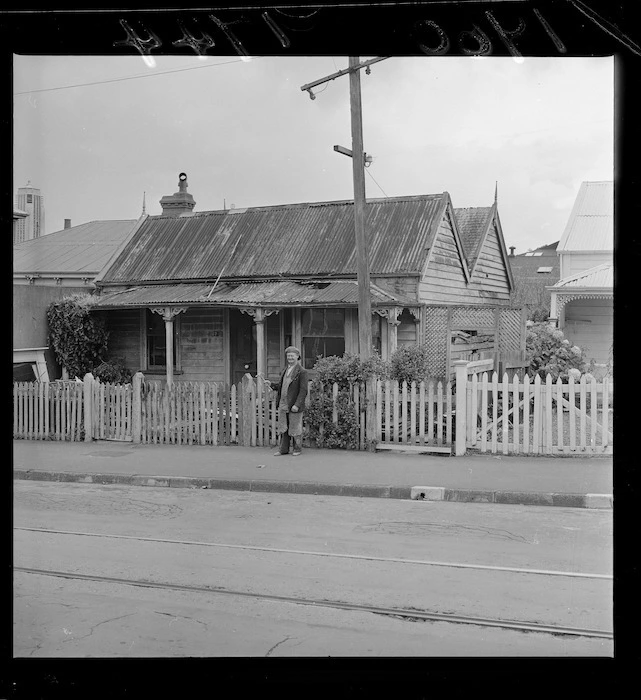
left=509, top=246, right=515, bottom=256
left=64, top=219, right=71, bottom=229
left=159, top=173, right=196, bottom=217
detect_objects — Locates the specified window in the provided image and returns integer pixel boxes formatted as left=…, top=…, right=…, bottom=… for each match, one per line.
left=146, top=309, right=177, bottom=369
left=26, top=194, right=33, bottom=203
left=301, top=308, right=345, bottom=369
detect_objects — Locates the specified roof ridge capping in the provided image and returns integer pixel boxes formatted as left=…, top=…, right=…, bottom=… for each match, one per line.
left=148, top=192, right=447, bottom=218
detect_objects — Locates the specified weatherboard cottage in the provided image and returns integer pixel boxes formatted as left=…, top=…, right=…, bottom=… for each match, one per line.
left=89, top=174, right=525, bottom=386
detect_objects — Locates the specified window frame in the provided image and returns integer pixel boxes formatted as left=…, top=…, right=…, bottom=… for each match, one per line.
left=301, top=307, right=346, bottom=370
left=143, top=308, right=181, bottom=372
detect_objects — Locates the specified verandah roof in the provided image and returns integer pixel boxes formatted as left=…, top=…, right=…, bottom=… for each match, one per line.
left=89, top=280, right=416, bottom=310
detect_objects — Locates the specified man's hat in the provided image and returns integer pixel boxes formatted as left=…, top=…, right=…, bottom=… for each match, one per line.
left=285, top=346, right=301, bottom=358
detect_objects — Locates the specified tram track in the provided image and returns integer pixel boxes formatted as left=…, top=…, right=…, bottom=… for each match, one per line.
left=14, top=526, right=612, bottom=581
left=14, top=565, right=612, bottom=640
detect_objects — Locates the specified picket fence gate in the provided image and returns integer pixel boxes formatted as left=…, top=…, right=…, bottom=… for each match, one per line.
left=465, top=371, right=612, bottom=455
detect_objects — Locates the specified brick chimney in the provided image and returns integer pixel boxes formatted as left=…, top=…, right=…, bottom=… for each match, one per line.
left=159, top=173, right=196, bottom=217
left=64, top=219, right=71, bottom=229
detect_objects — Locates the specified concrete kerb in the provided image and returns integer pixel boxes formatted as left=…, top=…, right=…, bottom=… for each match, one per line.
left=13, top=470, right=612, bottom=509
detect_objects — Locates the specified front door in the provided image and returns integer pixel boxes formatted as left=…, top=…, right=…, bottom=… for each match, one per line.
left=230, top=309, right=257, bottom=386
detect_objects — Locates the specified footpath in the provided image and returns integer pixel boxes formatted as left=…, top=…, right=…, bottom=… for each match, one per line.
left=12, top=439, right=613, bottom=509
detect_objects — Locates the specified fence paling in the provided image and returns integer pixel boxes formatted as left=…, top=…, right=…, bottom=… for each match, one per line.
left=512, top=374, right=520, bottom=453
left=480, top=374, right=488, bottom=452
left=446, top=381, right=453, bottom=445
left=501, top=374, right=508, bottom=454
left=603, top=378, right=609, bottom=447
left=71, top=384, right=77, bottom=440
left=590, top=378, right=597, bottom=448
left=401, top=382, right=407, bottom=443
left=410, top=382, right=417, bottom=446
left=568, top=377, right=576, bottom=450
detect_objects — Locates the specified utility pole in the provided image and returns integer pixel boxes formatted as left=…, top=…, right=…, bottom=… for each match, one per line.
left=301, top=57, right=388, bottom=359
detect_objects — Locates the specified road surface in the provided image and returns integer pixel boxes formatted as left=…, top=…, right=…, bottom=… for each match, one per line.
left=13, top=481, right=613, bottom=657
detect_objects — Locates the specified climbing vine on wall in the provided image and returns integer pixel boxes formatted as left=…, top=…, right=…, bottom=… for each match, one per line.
left=46, top=294, right=110, bottom=379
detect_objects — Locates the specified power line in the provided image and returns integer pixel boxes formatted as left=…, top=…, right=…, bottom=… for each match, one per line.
left=14, top=56, right=262, bottom=96
left=365, top=167, right=389, bottom=198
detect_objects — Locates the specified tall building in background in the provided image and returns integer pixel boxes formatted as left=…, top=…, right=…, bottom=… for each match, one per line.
left=14, top=181, right=45, bottom=244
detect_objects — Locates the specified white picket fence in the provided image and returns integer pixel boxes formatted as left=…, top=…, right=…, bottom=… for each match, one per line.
left=13, top=380, right=84, bottom=441
left=465, top=372, right=612, bottom=455
left=375, top=378, right=453, bottom=452
left=13, top=366, right=613, bottom=456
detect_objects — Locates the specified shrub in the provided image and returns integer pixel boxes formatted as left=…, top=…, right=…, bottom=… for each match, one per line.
left=509, top=272, right=552, bottom=321
left=93, top=357, right=132, bottom=384
left=47, top=294, right=110, bottom=379
left=388, top=344, right=434, bottom=384
left=525, top=322, right=590, bottom=380
left=305, top=390, right=361, bottom=449
left=47, top=294, right=132, bottom=382
left=312, top=351, right=389, bottom=387
left=306, top=352, right=386, bottom=449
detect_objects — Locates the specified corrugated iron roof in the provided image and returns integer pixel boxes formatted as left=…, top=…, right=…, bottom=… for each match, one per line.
left=553, top=262, right=613, bottom=289
left=558, top=181, right=613, bottom=252
left=90, top=280, right=415, bottom=309
left=97, top=194, right=448, bottom=284
left=13, top=219, right=138, bottom=275
left=509, top=249, right=560, bottom=278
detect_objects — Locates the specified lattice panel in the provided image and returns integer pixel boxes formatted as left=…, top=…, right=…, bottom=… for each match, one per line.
left=423, top=306, right=449, bottom=377
left=498, top=308, right=523, bottom=352
left=451, top=306, right=496, bottom=330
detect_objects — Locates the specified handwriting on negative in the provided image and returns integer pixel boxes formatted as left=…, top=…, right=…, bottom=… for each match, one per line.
left=113, top=5, right=639, bottom=59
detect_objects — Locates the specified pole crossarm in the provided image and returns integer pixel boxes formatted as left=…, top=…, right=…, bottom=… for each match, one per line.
left=301, top=56, right=387, bottom=359
left=300, top=57, right=389, bottom=98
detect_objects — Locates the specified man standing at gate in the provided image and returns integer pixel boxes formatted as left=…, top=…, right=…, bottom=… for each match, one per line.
left=264, top=346, right=308, bottom=457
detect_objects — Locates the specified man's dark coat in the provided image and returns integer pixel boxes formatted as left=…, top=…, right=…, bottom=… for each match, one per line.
left=273, top=363, right=309, bottom=412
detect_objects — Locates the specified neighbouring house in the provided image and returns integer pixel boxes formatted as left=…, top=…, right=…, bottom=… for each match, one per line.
left=13, top=218, right=139, bottom=381
left=507, top=241, right=560, bottom=319
left=549, top=181, right=613, bottom=375
left=88, top=174, right=525, bottom=386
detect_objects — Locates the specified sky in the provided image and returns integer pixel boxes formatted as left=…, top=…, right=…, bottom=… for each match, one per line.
left=13, top=54, right=613, bottom=254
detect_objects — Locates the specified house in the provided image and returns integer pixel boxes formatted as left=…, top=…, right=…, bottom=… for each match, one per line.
left=549, top=181, right=613, bottom=374
left=13, top=218, right=139, bottom=380
left=507, top=241, right=560, bottom=319
left=89, top=174, right=524, bottom=386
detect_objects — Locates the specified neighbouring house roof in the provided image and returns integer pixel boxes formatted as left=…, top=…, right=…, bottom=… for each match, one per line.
left=13, top=219, right=139, bottom=276
left=96, top=194, right=451, bottom=285
left=558, top=181, right=613, bottom=253
left=453, top=206, right=493, bottom=267
left=551, top=261, right=613, bottom=290
left=508, top=242, right=560, bottom=279
left=90, top=280, right=416, bottom=309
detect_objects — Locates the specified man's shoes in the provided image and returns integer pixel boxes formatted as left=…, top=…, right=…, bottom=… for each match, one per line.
left=273, top=451, right=289, bottom=456
left=292, top=450, right=301, bottom=456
